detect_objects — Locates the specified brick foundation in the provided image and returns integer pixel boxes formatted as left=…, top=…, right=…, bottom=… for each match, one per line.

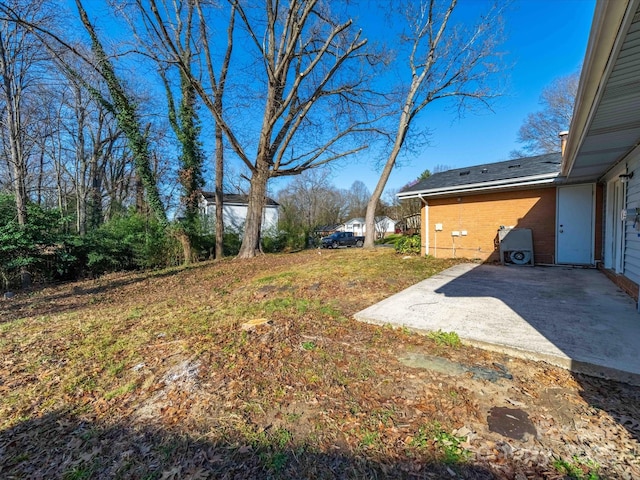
left=598, top=265, right=640, bottom=303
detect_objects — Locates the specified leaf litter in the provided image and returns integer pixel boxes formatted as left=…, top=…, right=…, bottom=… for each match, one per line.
left=0, top=249, right=639, bottom=479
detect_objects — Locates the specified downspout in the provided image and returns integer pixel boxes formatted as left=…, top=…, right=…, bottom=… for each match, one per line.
left=419, top=194, right=428, bottom=257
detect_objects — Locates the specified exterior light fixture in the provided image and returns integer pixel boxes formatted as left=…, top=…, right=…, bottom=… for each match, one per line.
left=619, top=172, right=634, bottom=183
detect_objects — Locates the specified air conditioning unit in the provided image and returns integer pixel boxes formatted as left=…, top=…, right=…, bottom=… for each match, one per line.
left=499, top=227, right=534, bottom=266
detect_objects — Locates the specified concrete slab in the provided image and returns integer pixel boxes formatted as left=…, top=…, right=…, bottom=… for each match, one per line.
left=355, top=263, right=640, bottom=385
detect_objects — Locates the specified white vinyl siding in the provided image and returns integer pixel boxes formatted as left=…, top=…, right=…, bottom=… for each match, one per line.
left=342, top=217, right=397, bottom=237
left=203, top=203, right=279, bottom=235
left=624, top=152, right=640, bottom=284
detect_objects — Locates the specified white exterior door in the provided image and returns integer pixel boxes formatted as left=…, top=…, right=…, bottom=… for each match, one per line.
left=604, top=179, right=625, bottom=272
left=557, top=184, right=594, bottom=265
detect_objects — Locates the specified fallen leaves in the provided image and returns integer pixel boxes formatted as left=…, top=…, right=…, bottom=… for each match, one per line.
left=0, top=250, right=638, bottom=478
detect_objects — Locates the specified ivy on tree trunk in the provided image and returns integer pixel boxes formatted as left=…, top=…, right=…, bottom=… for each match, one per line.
left=75, top=0, right=167, bottom=227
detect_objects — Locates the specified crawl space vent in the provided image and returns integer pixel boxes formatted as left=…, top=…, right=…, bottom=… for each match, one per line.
left=499, top=228, right=534, bottom=266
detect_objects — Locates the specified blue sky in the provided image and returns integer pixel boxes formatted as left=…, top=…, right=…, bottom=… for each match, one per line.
left=72, top=0, right=596, bottom=200
left=313, top=0, right=596, bottom=196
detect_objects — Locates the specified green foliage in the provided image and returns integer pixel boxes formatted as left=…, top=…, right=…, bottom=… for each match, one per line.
left=410, top=423, right=470, bottom=464
left=78, top=212, right=177, bottom=274
left=360, top=430, right=380, bottom=447
left=191, top=232, right=216, bottom=260
left=274, top=219, right=309, bottom=251
left=261, top=230, right=288, bottom=253
left=222, top=232, right=242, bottom=256
left=75, top=3, right=168, bottom=227
left=168, top=72, right=205, bottom=240
left=418, top=168, right=431, bottom=180
left=553, top=456, right=601, bottom=480
left=0, top=194, right=68, bottom=287
left=0, top=196, right=188, bottom=287
left=375, top=233, right=403, bottom=245
left=395, top=235, right=421, bottom=255
left=301, top=341, right=316, bottom=351
left=434, top=429, right=471, bottom=464
left=428, top=329, right=462, bottom=348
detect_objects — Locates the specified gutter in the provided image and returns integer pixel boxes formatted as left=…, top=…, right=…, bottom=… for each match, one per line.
left=396, top=173, right=559, bottom=199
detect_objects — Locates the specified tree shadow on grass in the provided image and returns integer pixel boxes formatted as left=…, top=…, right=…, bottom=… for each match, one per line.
left=0, top=410, right=498, bottom=479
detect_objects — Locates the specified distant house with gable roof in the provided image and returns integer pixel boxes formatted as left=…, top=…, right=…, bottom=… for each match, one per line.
left=199, top=192, right=280, bottom=235
left=342, top=216, right=397, bottom=238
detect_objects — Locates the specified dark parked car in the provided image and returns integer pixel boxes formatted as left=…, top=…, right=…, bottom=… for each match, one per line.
left=320, top=231, right=364, bottom=249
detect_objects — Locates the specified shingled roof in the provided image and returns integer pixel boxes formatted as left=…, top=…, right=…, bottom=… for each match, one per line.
left=398, top=152, right=562, bottom=199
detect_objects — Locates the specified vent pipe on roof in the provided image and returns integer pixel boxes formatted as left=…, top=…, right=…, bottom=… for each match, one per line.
left=559, top=131, right=569, bottom=158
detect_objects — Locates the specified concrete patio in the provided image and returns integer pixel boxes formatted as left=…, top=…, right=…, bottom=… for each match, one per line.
left=355, top=263, right=640, bottom=385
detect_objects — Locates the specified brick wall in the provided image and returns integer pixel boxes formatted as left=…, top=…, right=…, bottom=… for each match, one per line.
left=423, top=188, right=557, bottom=263
left=599, top=264, right=639, bottom=302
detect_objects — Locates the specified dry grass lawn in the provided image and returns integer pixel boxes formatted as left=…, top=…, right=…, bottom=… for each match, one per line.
left=1, top=248, right=639, bottom=479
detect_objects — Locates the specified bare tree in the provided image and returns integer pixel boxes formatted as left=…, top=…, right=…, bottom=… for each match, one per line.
left=433, top=164, right=452, bottom=174
left=343, top=180, right=370, bottom=219
left=69, top=0, right=168, bottom=226
left=111, top=0, right=207, bottom=262
left=62, top=79, right=125, bottom=234
left=363, top=0, right=506, bottom=248
left=121, top=0, right=236, bottom=259
left=32, top=62, right=137, bottom=232
left=276, top=169, right=344, bottom=246
left=2, top=0, right=172, bottom=226
left=0, top=0, right=53, bottom=287
left=514, top=71, right=578, bottom=156
left=211, top=4, right=234, bottom=260
left=152, top=0, right=377, bottom=258
left=385, top=185, right=417, bottom=220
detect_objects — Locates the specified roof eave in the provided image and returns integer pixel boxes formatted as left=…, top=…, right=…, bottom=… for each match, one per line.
left=397, top=173, right=560, bottom=199
left=562, top=0, right=636, bottom=177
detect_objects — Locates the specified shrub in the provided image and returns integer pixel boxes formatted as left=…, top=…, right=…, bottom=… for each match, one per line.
left=70, top=211, right=177, bottom=275
left=394, top=235, right=421, bottom=255
left=192, top=232, right=216, bottom=260
left=274, top=224, right=308, bottom=251
left=0, top=197, right=194, bottom=285
left=0, top=195, right=68, bottom=288
left=376, top=233, right=403, bottom=245
left=262, top=230, right=288, bottom=253
left=222, top=231, right=242, bottom=256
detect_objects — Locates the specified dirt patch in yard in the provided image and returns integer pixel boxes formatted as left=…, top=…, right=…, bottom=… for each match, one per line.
left=0, top=249, right=639, bottom=479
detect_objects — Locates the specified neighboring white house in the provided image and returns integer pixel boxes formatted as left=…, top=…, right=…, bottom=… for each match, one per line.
left=199, top=192, right=280, bottom=234
left=341, top=216, right=397, bottom=238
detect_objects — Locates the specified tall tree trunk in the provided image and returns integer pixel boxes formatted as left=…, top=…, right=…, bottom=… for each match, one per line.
left=36, top=149, right=44, bottom=205
left=74, top=88, right=87, bottom=234
left=55, top=153, right=66, bottom=230
left=75, top=0, right=168, bottom=227
left=364, top=115, right=410, bottom=248
left=2, top=46, right=30, bottom=287
left=214, top=123, right=224, bottom=259
left=174, top=229, right=192, bottom=265
left=89, top=151, right=102, bottom=230
left=237, top=163, right=269, bottom=258
left=75, top=162, right=87, bottom=234
left=135, top=174, right=145, bottom=214
left=8, top=128, right=27, bottom=226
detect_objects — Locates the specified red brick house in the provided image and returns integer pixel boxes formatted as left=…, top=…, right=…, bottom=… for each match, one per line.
left=397, top=152, right=603, bottom=265
left=400, top=0, right=640, bottom=306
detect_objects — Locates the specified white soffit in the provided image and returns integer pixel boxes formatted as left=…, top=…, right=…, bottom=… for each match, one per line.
left=569, top=1, right=640, bottom=181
